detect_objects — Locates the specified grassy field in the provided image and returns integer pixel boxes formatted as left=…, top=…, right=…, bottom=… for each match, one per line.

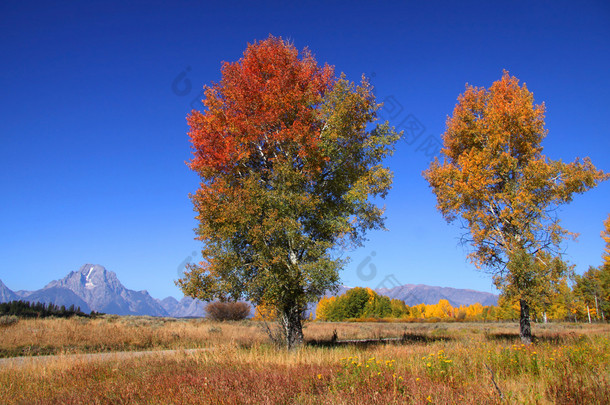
left=0, top=317, right=608, bottom=404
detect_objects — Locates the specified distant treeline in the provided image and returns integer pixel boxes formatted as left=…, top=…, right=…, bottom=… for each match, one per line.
left=0, top=300, right=99, bottom=318
left=312, top=284, right=608, bottom=323
left=313, top=287, right=549, bottom=323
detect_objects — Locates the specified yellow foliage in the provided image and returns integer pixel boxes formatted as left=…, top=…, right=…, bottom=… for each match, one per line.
left=315, top=296, right=336, bottom=321
left=602, top=214, right=610, bottom=270
left=253, top=301, right=277, bottom=321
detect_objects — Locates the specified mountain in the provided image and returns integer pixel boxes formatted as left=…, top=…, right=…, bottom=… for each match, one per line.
left=1, top=264, right=498, bottom=317
left=0, top=280, right=18, bottom=302
left=0, top=265, right=185, bottom=317
left=158, top=296, right=207, bottom=317
left=24, top=286, right=91, bottom=312
left=377, top=284, right=498, bottom=307
left=42, top=264, right=169, bottom=316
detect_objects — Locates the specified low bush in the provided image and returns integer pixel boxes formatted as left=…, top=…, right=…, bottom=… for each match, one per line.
left=0, top=315, right=19, bottom=327
left=206, top=301, right=251, bottom=321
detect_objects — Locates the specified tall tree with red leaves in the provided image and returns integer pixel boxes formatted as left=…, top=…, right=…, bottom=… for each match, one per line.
left=178, top=36, right=399, bottom=348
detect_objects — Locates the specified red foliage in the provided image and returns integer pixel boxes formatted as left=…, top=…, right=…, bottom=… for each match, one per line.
left=187, top=36, right=334, bottom=179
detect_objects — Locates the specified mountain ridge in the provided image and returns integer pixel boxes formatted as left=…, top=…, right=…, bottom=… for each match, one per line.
left=0, top=264, right=498, bottom=317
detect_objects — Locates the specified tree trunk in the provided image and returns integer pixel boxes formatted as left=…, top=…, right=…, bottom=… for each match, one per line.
left=280, top=305, right=304, bottom=350
left=519, top=299, right=532, bottom=344
left=594, top=295, right=599, bottom=321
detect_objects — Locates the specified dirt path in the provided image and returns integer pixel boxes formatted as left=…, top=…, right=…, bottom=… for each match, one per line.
left=0, top=338, right=408, bottom=369
left=0, top=348, right=209, bottom=369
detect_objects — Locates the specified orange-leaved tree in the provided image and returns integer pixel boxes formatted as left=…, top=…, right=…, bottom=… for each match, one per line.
left=423, top=71, right=608, bottom=343
left=177, top=36, right=400, bottom=348
left=602, top=214, right=610, bottom=271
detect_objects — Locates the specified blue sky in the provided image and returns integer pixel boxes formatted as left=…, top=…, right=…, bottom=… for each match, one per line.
left=1, top=1, right=609, bottom=299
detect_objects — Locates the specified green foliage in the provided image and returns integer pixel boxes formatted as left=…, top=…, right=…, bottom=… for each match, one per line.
left=179, top=37, right=400, bottom=348
left=0, top=300, right=92, bottom=319
left=572, top=215, right=610, bottom=321
left=498, top=249, right=574, bottom=316
left=573, top=265, right=610, bottom=321
left=318, top=287, right=407, bottom=321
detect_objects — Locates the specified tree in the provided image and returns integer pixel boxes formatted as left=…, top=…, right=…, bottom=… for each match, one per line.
left=423, top=71, right=608, bottom=343
left=600, top=215, right=610, bottom=319
left=253, top=300, right=278, bottom=321
left=545, top=278, right=573, bottom=321
left=574, top=264, right=609, bottom=322
left=603, top=214, right=610, bottom=270
left=498, top=250, right=574, bottom=324
left=315, top=287, right=394, bottom=321
left=390, top=298, right=409, bottom=318
left=315, top=295, right=335, bottom=321
left=178, top=36, right=399, bottom=348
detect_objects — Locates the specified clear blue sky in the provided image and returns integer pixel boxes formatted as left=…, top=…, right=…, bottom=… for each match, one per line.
left=1, top=1, right=609, bottom=299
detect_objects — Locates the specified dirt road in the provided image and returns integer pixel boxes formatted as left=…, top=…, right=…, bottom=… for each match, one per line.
left=0, top=348, right=208, bottom=369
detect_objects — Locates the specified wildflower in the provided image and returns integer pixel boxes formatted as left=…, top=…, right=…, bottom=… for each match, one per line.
left=416, top=378, right=420, bottom=382
left=427, top=363, right=432, bottom=367
left=317, top=374, right=322, bottom=380
left=426, top=395, right=433, bottom=402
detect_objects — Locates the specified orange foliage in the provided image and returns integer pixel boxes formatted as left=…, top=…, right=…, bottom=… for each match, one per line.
left=424, top=71, right=608, bottom=272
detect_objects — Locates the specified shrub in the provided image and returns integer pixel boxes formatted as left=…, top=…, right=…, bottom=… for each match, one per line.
left=205, top=301, right=251, bottom=321
left=0, top=315, right=19, bottom=327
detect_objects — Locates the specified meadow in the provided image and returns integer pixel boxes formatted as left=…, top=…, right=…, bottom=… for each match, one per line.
left=0, top=316, right=608, bottom=404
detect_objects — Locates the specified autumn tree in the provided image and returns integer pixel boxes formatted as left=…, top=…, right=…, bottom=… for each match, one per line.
left=603, top=214, right=610, bottom=270
left=534, top=276, right=574, bottom=321
left=315, top=287, right=395, bottom=321
left=598, top=214, right=610, bottom=319
left=315, top=295, right=335, bottom=321
left=177, top=36, right=399, bottom=348
left=423, top=71, right=608, bottom=343
left=499, top=250, right=574, bottom=323
left=574, top=215, right=610, bottom=321
left=253, top=300, right=278, bottom=321
left=390, top=298, right=409, bottom=318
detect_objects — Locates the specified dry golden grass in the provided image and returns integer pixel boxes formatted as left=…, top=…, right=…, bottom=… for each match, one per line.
left=1, top=319, right=608, bottom=404
left=0, top=316, right=267, bottom=357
